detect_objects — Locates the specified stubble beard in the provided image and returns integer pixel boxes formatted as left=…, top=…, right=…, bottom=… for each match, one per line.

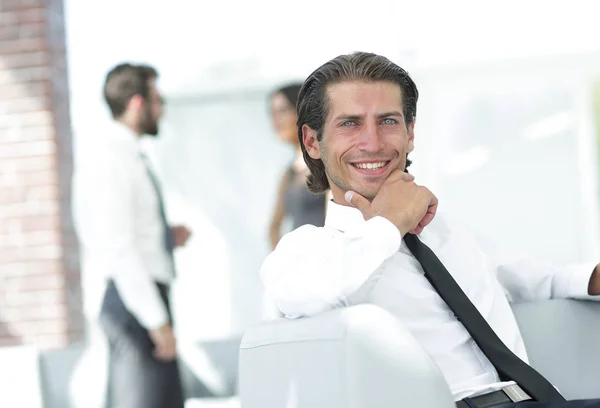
left=139, top=104, right=159, bottom=137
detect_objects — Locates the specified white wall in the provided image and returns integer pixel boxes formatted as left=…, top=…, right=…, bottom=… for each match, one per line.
left=65, top=0, right=600, bottom=342
left=148, top=91, right=291, bottom=338
left=413, top=54, right=600, bottom=264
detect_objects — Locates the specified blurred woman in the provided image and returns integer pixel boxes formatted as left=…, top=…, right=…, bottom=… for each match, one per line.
left=268, top=83, right=327, bottom=249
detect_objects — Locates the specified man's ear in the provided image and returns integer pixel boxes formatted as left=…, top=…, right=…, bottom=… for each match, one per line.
left=407, top=120, right=415, bottom=153
left=128, top=94, right=144, bottom=113
left=302, top=124, right=321, bottom=159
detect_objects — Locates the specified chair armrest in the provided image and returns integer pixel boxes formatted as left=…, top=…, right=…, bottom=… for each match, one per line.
left=512, top=299, right=600, bottom=399
left=239, top=304, right=455, bottom=408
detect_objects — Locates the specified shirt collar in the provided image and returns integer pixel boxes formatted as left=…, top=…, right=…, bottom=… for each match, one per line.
left=325, top=199, right=368, bottom=233
left=105, top=121, right=141, bottom=149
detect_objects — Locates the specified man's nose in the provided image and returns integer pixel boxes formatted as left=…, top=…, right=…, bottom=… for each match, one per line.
left=357, top=121, right=382, bottom=151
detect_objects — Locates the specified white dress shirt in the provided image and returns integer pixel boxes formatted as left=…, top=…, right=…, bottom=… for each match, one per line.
left=261, top=200, right=597, bottom=400
left=73, top=121, right=174, bottom=330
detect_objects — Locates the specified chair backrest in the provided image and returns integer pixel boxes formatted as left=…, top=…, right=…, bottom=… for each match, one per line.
left=239, top=299, right=600, bottom=407
left=39, top=343, right=87, bottom=408
left=239, top=304, right=455, bottom=408
left=511, top=299, right=600, bottom=400
left=179, top=336, right=242, bottom=399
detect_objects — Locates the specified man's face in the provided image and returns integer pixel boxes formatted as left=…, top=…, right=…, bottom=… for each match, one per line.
left=303, top=80, right=414, bottom=202
left=139, top=78, right=163, bottom=136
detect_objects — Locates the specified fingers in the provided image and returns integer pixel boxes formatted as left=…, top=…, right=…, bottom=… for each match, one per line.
left=411, top=191, right=438, bottom=235
left=399, top=171, right=415, bottom=182
left=154, top=348, right=176, bottom=361
left=346, top=171, right=437, bottom=236
left=345, top=170, right=415, bottom=214
left=150, top=324, right=177, bottom=361
left=153, top=339, right=177, bottom=361
left=421, top=192, right=438, bottom=225
left=174, top=227, right=192, bottom=247
left=154, top=346, right=167, bottom=360
left=345, top=190, right=371, bottom=214
left=386, top=169, right=415, bottom=183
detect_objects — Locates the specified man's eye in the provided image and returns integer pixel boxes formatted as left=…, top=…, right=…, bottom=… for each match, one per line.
left=382, top=118, right=397, bottom=125
left=341, top=121, right=356, bottom=127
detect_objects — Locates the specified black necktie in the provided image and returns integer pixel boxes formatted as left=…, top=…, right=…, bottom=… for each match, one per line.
left=139, top=153, right=176, bottom=274
left=403, top=233, right=564, bottom=403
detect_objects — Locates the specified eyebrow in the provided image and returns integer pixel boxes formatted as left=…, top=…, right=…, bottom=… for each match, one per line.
left=333, top=111, right=404, bottom=121
left=378, top=111, right=403, bottom=119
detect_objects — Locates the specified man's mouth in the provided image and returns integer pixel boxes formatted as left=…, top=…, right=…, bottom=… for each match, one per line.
left=350, top=160, right=391, bottom=175
left=352, top=161, right=388, bottom=170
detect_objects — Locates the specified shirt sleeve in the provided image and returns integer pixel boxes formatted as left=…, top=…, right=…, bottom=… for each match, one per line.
left=260, top=216, right=401, bottom=318
left=73, top=157, right=169, bottom=329
left=494, top=258, right=598, bottom=302
left=444, top=216, right=599, bottom=303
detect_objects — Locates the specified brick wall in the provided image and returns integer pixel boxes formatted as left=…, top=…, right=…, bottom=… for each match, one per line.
left=0, top=0, right=83, bottom=349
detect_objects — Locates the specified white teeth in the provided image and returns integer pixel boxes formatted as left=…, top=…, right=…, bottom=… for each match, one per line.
left=355, top=162, right=386, bottom=170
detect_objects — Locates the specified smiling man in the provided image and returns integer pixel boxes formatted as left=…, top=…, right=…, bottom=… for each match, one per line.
left=260, top=52, right=600, bottom=408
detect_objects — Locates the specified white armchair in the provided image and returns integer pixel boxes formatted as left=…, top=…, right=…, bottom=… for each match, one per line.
left=239, top=299, right=600, bottom=407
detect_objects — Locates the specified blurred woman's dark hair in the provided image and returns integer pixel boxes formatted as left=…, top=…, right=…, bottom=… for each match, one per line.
left=272, top=83, right=303, bottom=109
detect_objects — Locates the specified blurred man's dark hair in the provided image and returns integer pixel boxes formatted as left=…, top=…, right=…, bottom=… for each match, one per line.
left=103, top=63, right=158, bottom=119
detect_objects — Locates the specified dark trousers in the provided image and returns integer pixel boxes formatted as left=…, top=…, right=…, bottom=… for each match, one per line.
left=100, top=280, right=184, bottom=408
left=494, top=400, right=600, bottom=407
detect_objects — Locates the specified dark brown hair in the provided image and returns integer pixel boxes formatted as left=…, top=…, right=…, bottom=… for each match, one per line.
left=103, top=63, right=158, bottom=118
left=272, top=83, right=303, bottom=108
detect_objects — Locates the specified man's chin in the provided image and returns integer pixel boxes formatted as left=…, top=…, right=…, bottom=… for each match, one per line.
left=352, top=188, right=378, bottom=202
left=144, top=128, right=159, bottom=137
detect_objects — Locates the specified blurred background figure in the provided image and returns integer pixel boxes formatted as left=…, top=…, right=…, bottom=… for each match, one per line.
left=72, top=63, right=190, bottom=408
left=268, top=84, right=327, bottom=249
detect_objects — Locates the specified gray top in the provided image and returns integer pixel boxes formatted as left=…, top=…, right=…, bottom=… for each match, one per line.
left=283, top=166, right=326, bottom=230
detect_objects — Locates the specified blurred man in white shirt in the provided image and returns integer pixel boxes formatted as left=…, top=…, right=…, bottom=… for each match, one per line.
left=260, top=52, right=600, bottom=408
left=73, top=63, right=191, bottom=408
